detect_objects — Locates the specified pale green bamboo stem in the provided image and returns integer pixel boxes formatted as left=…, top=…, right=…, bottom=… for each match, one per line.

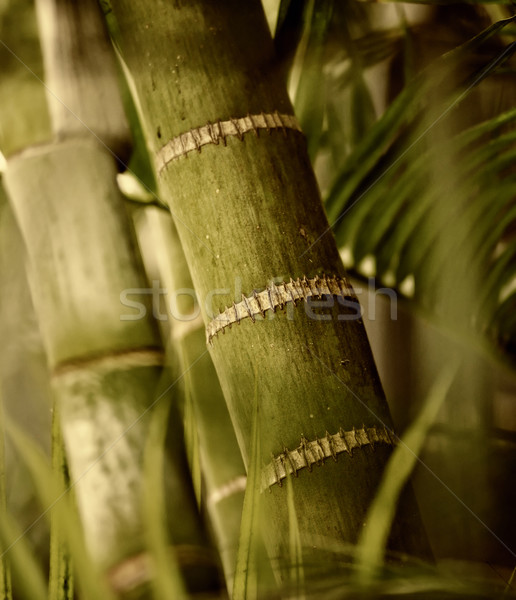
left=34, top=0, right=130, bottom=160
left=3, top=0, right=222, bottom=593
left=109, top=0, right=431, bottom=582
left=4, top=139, right=220, bottom=594
left=5, top=140, right=159, bottom=567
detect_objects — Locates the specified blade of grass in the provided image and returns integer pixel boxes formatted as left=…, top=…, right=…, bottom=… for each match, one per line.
left=326, top=16, right=516, bottom=223
left=48, top=403, right=73, bottom=600
left=233, top=371, right=260, bottom=600
left=3, top=414, right=116, bottom=600
left=0, top=508, right=46, bottom=600
left=142, top=391, right=188, bottom=600
left=355, top=359, right=460, bottom=581
left=293, top=0, right=334, bottom=160
left=285, top=473, right=304, bottom=599
left=182, top=375, right=202, bottom=510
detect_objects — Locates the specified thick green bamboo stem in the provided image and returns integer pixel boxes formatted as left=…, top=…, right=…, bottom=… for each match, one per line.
left=109, top=0, right=431, bottom=580
left=144, top=208, right=246, bottom=588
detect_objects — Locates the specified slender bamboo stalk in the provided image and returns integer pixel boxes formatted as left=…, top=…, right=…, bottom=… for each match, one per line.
left=109, top=0, right=431, bottom=582
left=142, top=208, right=247, bottom=589
left=3, top=0, right=221, bottom=594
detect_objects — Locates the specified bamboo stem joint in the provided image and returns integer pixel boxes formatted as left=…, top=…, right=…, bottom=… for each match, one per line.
left=206, top=275, right=356, bottom=344
left=156, top=112, right=302, bottom=172
left=261, top=426, right=397, bottom=491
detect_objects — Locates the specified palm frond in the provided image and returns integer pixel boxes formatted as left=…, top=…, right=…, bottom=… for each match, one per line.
left=288, top=8, right=516, bottom=364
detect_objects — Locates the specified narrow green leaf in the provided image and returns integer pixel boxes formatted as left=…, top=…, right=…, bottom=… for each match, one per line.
left=351, top=108, right=516, bottom=269
left=293, top=0, right=334, bottom=160
left=0, top=508, right=46, bottom=600
left=182, top=376, right=202, bottom=510
left=355, top=359, right=460, bottom=579
left=48, top=404, right=73, bottom=600
left=327, top=17, right=516, bottom=225
left=142, top=394, right=188, bottom=600
left=233, top=372, right=261, bottom=600
left=3, top=414, right=116, bottom=600
left=285, top=474, right=304, bottom=599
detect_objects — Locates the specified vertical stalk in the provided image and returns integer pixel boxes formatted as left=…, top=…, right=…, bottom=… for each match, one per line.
left=109, top=0, right=431, bottom=582
left=143, top=208, right=246, bottom=589
left=0, top=395, right=13, bottom=600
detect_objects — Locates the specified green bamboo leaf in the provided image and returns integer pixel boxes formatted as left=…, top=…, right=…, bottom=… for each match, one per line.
left=48, top=405, right=73, bottom=600
left=419, top=184, right=516, bottom=318
left=355, top=359, right=460, bottom=578
left=352, top=108, right=516, bottom=269
left=285, top=474, right=304, bottom=599
left=0, top=509, right=46, bottom=600
left=3, top=415, right=116, bottom=600
left=349, top=72, right=377, bottom=148
left=327, top=16, right=516, bottom=225
left=393, top=130, right=516, bottom=287
left=142, top=393, right=188, bottom=600
left=328, top=21, right=516, bottom=360
left=182, top=381, right=202, bottom=509
left=293, top=0, right=334, bottom=160
left=233, top=373, right=260, bottom=600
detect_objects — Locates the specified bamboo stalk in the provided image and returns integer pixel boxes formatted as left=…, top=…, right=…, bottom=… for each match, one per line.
left=34, top=0, right=131, bottom=160
left=3, top=0, right=221, bottom=594
left=142, top=208, right=247, bottom=589
left=5, top=139, right=158, bottom=570
left=109, top=0, right=431, bottom=582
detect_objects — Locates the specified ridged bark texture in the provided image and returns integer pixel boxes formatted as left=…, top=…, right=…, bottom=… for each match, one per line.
left=109, top=0, right=431, bottom=578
